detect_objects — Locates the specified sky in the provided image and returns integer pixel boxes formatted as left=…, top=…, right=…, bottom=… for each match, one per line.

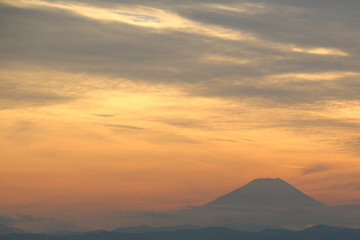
left=1, top=0, right=360, bottom=232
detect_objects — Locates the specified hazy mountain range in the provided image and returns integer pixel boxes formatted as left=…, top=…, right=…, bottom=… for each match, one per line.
left=0, top=224, right=23, bottom=235
left=1, top=178, right=359, bottom=238
left=1, top=225, right=360, bottom=240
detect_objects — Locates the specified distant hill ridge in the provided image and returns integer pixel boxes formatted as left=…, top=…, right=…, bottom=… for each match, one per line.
left=0, top=224, right=23, bottom=235
left=204, top=178, right=324, bottom=208
left=1, top=225, right=359, bottom=240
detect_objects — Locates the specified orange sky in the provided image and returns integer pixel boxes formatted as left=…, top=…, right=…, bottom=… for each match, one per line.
left=1, top=0, right=360, bottom=232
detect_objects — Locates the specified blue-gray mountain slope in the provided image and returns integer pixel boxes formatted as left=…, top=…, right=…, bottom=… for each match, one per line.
left=205, top=178, right=324, bottom=208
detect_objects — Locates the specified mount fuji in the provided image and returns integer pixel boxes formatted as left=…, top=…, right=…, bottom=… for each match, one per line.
left=127, top=178, right=359, bottom=230
left=204, top=178, right=324, bottom=208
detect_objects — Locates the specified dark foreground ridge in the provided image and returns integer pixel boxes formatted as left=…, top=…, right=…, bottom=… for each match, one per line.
left=1, top=225, right=360, bottom=240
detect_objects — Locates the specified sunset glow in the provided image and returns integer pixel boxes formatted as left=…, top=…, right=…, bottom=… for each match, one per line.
left=1, top=0, right=360, bottom=232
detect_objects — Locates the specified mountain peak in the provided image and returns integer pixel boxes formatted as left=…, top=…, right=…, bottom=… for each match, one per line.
left=205, top=178, right=324, bottom=208
left=250, top=177, right=283, bottom=182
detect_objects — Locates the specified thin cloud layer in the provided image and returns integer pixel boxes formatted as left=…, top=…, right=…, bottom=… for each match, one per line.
left=303, top=164, right=331, bottom=175
left=0, top=214, right=80, bottom=233
left=1, top=0, right=359, bottom=106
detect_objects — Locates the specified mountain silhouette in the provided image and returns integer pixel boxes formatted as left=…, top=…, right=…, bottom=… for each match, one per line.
left=0, top=224, right=23, bottom=235
left=204, top=178, right=324, bottom=208
left=2, top=225, right=360, bottom=240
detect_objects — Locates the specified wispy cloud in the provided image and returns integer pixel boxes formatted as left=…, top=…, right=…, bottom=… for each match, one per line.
left=0, top=0, right=251, bottom=41
left=0, top=0, right=349, bottom=57
left=104, top=123, right=144, bottom=130
left=93, top=114, right=115, bottom=118
left=303, top=164, right=331, bottom=175
left=141, top=211, right=178, bottom=219
left=0, top=214, right=81, bottom=233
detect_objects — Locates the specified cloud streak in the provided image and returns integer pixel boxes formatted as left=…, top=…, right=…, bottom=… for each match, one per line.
left=303, top=164, right=331, bottom=175
left=0, top=214, right=81, bottom=233
left=1, top=0, right=349, bottom=57
left=104, top=124, right=145, bottom=130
